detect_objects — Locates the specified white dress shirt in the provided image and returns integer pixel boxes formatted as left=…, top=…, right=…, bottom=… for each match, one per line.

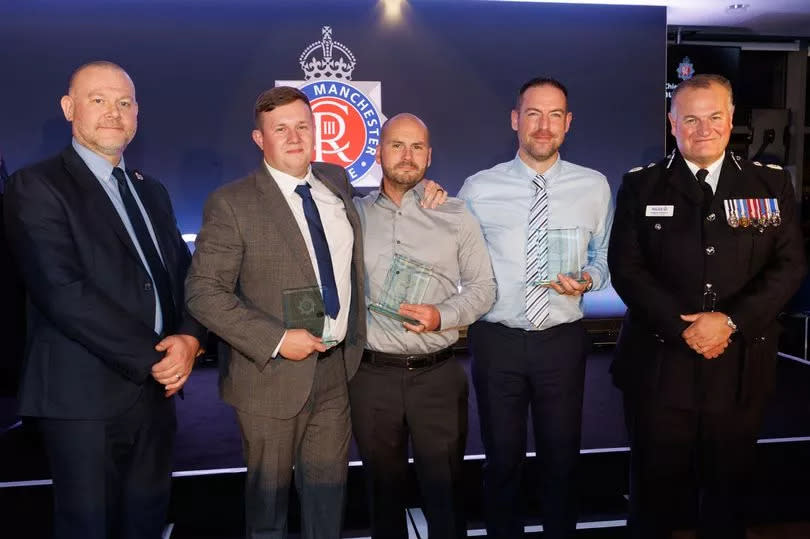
left=267, top=162, right=353, bottom=355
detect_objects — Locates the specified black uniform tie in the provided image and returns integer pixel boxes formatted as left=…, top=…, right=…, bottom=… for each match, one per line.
left=696, top=168, right=713, bottom=216
left=113, top=167, right=176, bottom=334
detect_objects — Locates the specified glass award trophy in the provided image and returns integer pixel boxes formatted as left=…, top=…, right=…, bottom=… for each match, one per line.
left=530, top=227, right=588, bottom=286
left=368, top=254, right=433, bottom=325
left=282, top=285, right=337, bottom=346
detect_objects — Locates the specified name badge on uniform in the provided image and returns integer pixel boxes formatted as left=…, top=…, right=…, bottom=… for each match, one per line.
left=645, top=205, right=674, bottom=217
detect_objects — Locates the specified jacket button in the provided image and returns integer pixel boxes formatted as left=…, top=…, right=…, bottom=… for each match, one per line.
left=144, top=282, right=153, bottom=291
left=706, top=213, right=716, bottom=222
left=705, top=246, right=715, bottom=255
left=654, top=223, right=662, bottom=231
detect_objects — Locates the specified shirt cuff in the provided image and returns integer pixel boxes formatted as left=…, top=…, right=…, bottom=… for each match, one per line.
left=582, top=265, right=602, bottom=291
left=435, top=304, right=456, bottom=331
left=272, top=330, right=287, bottom=360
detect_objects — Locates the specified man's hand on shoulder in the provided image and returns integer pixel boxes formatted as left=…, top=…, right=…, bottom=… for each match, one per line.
left=152, top=334, right=201, bottom=397
left=279, top=329, right=327, bottom=361
left=399, top=303, right=441, bottom=333
left=420, top=178, right=448, bottom=209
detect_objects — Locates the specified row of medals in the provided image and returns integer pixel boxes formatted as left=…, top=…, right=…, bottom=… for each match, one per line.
left=723, top=198, right=781, bottom=230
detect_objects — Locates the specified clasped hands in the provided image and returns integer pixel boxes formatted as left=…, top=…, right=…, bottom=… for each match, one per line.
left=151, top=334, right=202, bottom=397
left=680, top=311, right=733, bottom=359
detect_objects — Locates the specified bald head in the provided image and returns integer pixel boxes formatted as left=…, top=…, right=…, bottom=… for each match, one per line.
left=61, top=61, right=138, bottom=165
left=68, top=61, right=133, bottom=96
left=380, top=113, right=430, bottom=146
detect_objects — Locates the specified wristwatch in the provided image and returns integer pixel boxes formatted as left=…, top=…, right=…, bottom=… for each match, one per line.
left=726, top=316, right=738, bottom=333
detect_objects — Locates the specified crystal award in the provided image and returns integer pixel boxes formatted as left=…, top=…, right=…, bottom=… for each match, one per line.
left=368, top=254, right=434, bottom=325
left=282, top=285, right=337, bottom=346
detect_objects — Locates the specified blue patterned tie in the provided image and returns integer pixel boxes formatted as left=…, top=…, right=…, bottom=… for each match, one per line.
left=525, top=173, right=549, bottom=328
left=294, top=183, right=340, bottom=318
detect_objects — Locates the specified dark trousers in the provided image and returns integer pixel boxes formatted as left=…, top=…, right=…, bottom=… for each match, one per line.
left=349, top=355, right=469, bottom=539
left=625, top=396, right=764, bottom=539
left=36, top=380, right=176, bottom=539
left=469, top=320, right=588, bottom=539
left=235, top=348, right=350, bottom=539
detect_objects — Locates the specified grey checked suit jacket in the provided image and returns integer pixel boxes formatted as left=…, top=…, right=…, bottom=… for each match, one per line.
left=185, top=162, right=365, bottom=419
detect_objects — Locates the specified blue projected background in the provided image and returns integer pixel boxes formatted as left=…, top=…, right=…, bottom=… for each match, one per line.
left=0, top=0, right=666, bottom=317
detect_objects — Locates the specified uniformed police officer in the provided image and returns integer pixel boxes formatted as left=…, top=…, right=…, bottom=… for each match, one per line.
left=608, top=74, right=806, bottom=538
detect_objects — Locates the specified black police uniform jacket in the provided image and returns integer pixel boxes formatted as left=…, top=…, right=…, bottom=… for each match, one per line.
left=608, top=150, right=805, bottom=411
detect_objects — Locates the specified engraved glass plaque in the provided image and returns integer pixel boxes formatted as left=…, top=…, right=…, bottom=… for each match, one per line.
left=529, top=227, right=587, bottom=286
left=368, top=254, right=433, bottom=325
left=282, top=285, right=337, bottom=346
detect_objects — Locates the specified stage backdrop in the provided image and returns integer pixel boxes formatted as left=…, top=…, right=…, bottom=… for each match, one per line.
left=0, top=0, right=666, bottom=317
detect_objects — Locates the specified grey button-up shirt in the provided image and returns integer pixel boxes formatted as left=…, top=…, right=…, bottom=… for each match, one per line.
left=354, top=183, right=496, bottom=354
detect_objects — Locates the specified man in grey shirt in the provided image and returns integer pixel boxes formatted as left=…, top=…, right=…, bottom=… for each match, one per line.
left=351, top=113, right=496, bottom=539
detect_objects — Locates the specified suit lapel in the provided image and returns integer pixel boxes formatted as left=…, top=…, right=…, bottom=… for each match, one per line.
left=254, top=165, right=318, bottom=283
left=61, top=147, right=143, bottom=264
left=666, top=152, right=703, bottom=205
left=713, top=152, right=741, bottom=205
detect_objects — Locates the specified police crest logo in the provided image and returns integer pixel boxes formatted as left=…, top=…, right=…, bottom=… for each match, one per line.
left=677, top=56, right=695, bottom=81
left=278, top=26, right=386, bottom=187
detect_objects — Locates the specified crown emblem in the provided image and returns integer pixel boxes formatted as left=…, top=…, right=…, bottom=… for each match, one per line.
left=299, top=26, right=357, bottom=81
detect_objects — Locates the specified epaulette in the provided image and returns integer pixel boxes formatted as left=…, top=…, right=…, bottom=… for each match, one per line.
left=751, top=161, right=784, bottom=171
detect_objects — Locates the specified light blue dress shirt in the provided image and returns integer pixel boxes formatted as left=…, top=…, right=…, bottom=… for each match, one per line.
left=72, top=138, right=165, bottom=334
left=458, top=153, right=614, bottom=331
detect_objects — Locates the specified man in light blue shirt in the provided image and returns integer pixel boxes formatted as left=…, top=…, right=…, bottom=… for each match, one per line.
left=458, top=77, right=613, bottom=539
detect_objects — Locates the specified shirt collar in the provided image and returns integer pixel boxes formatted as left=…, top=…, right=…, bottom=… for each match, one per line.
left=511, top=151, right=563, bottom=184
left=683, top=153, right=725, bottom=182
left=264, top=161, right=313, bottom=197
left=370, top=181, right=425, bottom=208
left=72, top=137, right=126, bottom=183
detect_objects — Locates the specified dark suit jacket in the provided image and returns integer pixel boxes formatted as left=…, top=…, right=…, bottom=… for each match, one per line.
left=185, top=162, right=366, bottom=420
left=3, top=146, right=205, bottom=419
left=608, top=151, right=805, bottom=410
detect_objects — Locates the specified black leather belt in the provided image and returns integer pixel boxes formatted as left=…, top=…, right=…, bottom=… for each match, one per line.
left=317, top=341, right=344, bottom=360
left=362, top=347, right=453, bottom=370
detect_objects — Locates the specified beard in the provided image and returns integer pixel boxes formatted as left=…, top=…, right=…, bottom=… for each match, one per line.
left=381, top=160, right=426, bottom=189
left=522, top=130, right=562, bottom=163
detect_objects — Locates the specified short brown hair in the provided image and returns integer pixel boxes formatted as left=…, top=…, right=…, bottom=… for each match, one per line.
left=516, top=77, right=569, bottom=111
left=254, top=86, right=310, bottom=128
left=670, top=74, right=734, bottom=112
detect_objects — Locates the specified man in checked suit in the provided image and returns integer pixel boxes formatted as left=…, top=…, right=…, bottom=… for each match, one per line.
left=609, top=74, right=806, bottom=538
left=3, top=61, right=205, bottom=538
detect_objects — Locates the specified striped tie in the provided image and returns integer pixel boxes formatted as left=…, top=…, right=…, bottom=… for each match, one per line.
left=526, top=173, right=549, bottom=328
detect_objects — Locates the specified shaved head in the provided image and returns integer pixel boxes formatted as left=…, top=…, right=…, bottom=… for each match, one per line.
left=381, top=113, right=430, bottom=146
left=68, top=61, right=133, bottom=95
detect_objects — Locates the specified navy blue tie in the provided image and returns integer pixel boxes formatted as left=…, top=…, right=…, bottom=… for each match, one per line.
left=113, top=167, right=176, bottom=334
left=294, top=183, right=340, bottom=319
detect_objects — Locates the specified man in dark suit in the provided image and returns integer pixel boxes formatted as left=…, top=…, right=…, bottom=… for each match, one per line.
left=185, top=87, right=365, bottom=539
left=609, top=74, right=806, bottom=538
left=3, top=61, right=205, bottom=539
